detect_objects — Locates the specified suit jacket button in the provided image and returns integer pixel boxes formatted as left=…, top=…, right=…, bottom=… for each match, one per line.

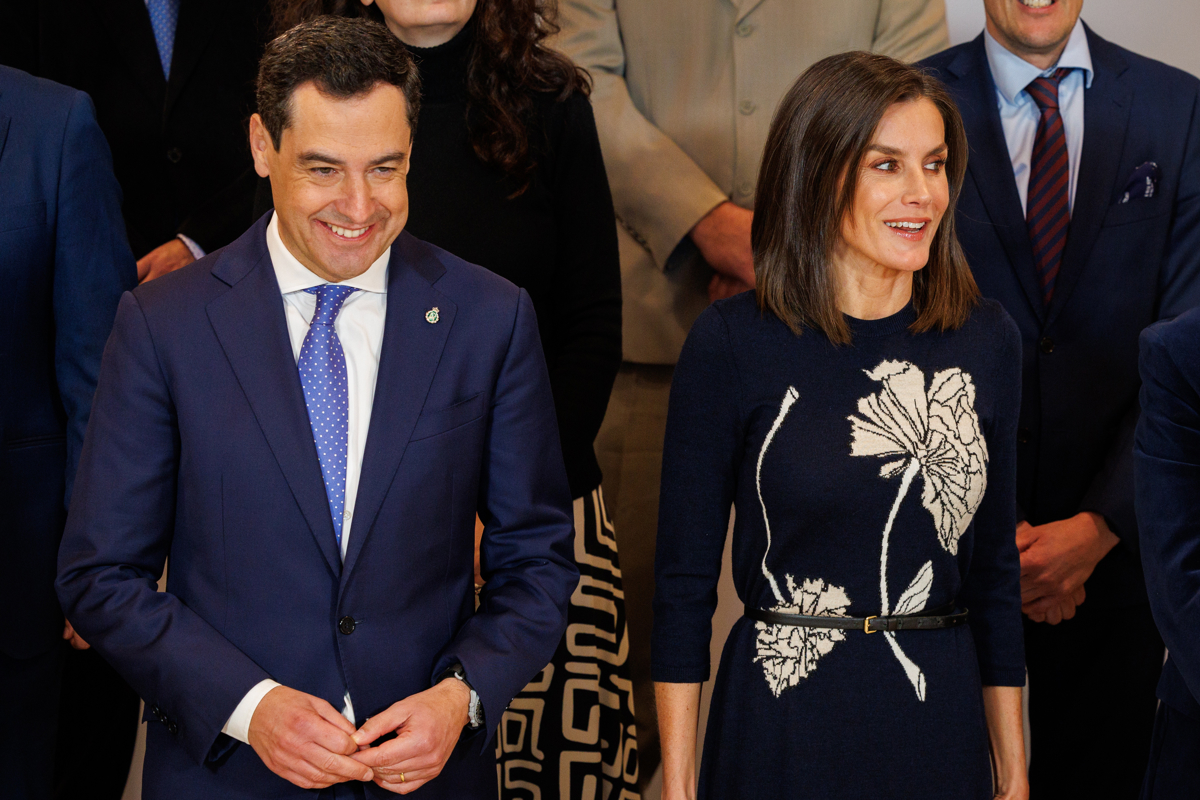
left=1017, top=427, right=1031, bottom=444
left=339, top=616, right=356, bottom=635
left=1038, top=337, right=1054, bottom=354
left=167, top=721, right=178, bottom=735
left=166, top=147, right=183, bottom=163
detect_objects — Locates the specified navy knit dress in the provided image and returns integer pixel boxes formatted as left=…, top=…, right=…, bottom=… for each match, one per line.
left=653, top=294, right=1026, bottom=799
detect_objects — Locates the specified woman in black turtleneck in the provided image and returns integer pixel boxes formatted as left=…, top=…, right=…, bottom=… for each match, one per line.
left=269, top=2, right=630, bottom=797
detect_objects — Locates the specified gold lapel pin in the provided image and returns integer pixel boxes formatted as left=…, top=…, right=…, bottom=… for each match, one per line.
left=425, top=307, right=440, bottom=324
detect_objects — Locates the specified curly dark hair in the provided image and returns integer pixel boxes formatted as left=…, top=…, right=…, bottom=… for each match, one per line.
left=271, top=0, right=590, bottom=191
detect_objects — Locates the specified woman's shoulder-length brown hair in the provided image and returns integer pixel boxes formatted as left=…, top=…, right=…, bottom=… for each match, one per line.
left=752, top=51, right=979, bottom=345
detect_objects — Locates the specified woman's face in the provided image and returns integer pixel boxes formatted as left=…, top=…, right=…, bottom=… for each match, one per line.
left=836, top=98, right=950, bottom=280
left=363, top=0, right=478, bottom=47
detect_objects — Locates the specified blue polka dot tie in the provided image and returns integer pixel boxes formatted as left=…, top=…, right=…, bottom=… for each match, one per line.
left=298, top=285, right=358, bottom=549
left=146, top=0, right=180, bottom=80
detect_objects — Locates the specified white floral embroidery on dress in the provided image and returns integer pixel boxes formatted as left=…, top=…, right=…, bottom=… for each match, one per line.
left=753, top=387, right=853, bottom=696
left=847, top=360, right=988, bottom=701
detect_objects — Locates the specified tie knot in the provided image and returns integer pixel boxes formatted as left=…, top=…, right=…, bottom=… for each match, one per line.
left=306, top=284, right=357, bottom=326
left=1026, top=68, right=1072, bottom=111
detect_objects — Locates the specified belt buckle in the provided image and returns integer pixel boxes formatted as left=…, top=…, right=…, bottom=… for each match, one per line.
left=863, top=615, right=878, bottom=634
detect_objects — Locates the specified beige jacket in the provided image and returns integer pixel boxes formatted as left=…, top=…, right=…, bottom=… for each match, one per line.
left=556, top=0, right=950, bottom=364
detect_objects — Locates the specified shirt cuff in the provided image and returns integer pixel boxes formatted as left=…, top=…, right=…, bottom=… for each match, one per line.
left=176, top=234, right=207, bottom=261
left=221, top=678, right=281, bottom=744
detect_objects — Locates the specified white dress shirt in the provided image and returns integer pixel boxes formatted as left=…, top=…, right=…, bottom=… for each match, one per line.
left=984, top=19, right=1094, bottom=214
left=220, top=212, right=389, bottom=743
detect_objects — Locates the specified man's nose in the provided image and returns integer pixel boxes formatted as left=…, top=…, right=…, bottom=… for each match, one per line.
left=338, top=175, right=374, bottom=221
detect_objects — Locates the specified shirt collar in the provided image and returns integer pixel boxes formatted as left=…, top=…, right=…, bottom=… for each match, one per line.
left=984, top=18, right=1094, bottom=106
left=266, top=211, right=390, bottom=296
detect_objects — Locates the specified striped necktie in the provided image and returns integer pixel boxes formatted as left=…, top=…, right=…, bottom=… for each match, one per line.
left=1026, top=67, right=1073, bottom=305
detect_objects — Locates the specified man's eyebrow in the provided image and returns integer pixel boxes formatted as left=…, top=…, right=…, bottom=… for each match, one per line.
left=298, top=151, right=345, bottom=166
left=296, top=151, right=409, bottom=167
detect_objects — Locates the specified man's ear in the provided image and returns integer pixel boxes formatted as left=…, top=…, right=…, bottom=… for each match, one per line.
left=248, top=114, right=276, bottom=178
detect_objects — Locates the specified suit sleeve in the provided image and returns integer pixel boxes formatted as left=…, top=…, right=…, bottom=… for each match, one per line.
left=432, top=289, right=579, bottom=742
left=651, top=305, right=741, bottom=683
left=545, top=94, right=623, bottom=497
left=53, top=90, right=138, bottom=505
left=1081, top=81, right=1200, bottom=552
left=960, top=313, right=1026, bottom=687
left=555, top=0, right=728, bottom=271
left=872, top=0, right=951, bottom=62
left=1135, top=322, right=1200, bottom=702
left=56, top=292, right=272, bottom=766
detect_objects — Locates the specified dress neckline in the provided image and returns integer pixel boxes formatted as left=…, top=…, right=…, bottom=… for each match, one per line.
left=843, top=302, right=917, bottom=338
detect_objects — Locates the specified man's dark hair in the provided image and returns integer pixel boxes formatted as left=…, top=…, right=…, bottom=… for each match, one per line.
left=256, top=15, right=421, bottom=149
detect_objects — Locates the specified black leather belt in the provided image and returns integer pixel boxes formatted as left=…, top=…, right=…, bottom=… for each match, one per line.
left=744, top=602, right=968, bottom=634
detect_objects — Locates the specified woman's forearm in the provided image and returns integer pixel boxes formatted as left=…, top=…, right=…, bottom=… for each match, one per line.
left=982, top=685, right=1028, bottom=799
left=656, top=681, right=702, bottom=800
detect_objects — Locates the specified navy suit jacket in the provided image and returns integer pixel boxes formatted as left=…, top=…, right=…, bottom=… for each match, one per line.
left=0, top=65, right=135, bottom=660
left=56, top=214, right=579, bottom=799
left=1135, top=310, right=1200, bottom=719
left=922, top=27, right=1200, bottom=607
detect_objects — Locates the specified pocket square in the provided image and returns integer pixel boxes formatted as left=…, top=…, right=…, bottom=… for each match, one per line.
left=1119, top=161, right=1161, bottom=203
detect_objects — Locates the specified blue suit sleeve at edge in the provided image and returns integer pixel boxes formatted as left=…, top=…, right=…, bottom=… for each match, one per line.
left=1135, top=323, right=1200, bottom=705
left=52, top=90, right=137, bottom=508
left=56, top=293, right=271, bottom=766
left=432, top=288, right=579, bottom=750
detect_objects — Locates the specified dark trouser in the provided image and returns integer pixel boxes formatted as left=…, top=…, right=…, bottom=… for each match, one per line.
left=594, top=362, right=674, bottom=788
left=53, top=646, right=140, bottom=799
left=1141, top=700, right=1200, bottom=799
left=1, top=646, right=65, bottom=800
left=1025, top=602, right=1164, bottom=800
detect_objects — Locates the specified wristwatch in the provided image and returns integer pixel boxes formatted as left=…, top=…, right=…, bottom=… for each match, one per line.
left=436, top=663, right=483, bottom=729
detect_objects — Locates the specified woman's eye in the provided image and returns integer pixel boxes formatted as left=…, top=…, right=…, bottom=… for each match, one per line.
left=874, top=160, right=897, bottom=172
left=925, top=159, right=946, bottom=173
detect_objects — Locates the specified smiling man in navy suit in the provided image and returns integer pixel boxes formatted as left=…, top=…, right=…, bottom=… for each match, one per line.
left=922, top=0, right=1200, bottom=796
left=56, top=17, right=577, bottom=799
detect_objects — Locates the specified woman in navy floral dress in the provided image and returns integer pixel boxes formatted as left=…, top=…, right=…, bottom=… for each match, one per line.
left=652, top=53, right=1029, bottom=800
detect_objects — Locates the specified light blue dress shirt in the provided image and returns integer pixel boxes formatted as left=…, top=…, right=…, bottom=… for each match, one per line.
left=984, top=19, right=1094, bottom=215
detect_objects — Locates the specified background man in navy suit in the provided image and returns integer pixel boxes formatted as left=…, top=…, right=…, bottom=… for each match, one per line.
left=0, top=65, right=137, bottom=799
left=56, top=17, right=578, bottom=799
left=1135, top=309, right=1200, bottom=799
left=922, top=0, right=1200, bottom=796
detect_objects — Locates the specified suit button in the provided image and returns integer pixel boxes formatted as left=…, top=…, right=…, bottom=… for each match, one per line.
left=736, top=22, right=755, bottom=37
left=1017, top=427, right=1031, bottom=444
left=739, top=99, right=757, bottom=115
left=166, top=147, right=183, bottom=163
left=167, top=721, right=179, bottom=735
left=339, top=616, right=356, bottom=635
left=1039, top=337, right=1054, bottom=354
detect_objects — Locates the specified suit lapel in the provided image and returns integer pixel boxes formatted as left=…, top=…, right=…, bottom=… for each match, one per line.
left=165, top=0, right=224, bottom=115
left=340, top=233, right=456, bottom=588
left=98, top=0, right=167, bottom=105
left=950, top=37, right=1046, bottom=324
left=1045, top=28, right=1132, bottom=328
left=205, top=219, right=342, bottom=576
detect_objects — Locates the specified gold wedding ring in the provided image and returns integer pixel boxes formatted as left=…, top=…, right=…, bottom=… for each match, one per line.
left=399, top=773, right=406, bottom=783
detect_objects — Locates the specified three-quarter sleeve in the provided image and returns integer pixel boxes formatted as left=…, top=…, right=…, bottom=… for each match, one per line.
left=652, top=305, right=743, bottom=683
left=959, top=310, right=1027, bottom=686
left=544, top=92, right=623, bottom=497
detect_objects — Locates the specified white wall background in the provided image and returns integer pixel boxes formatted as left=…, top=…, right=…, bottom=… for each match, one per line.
left=945, top=0, right=1200, bottom=77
